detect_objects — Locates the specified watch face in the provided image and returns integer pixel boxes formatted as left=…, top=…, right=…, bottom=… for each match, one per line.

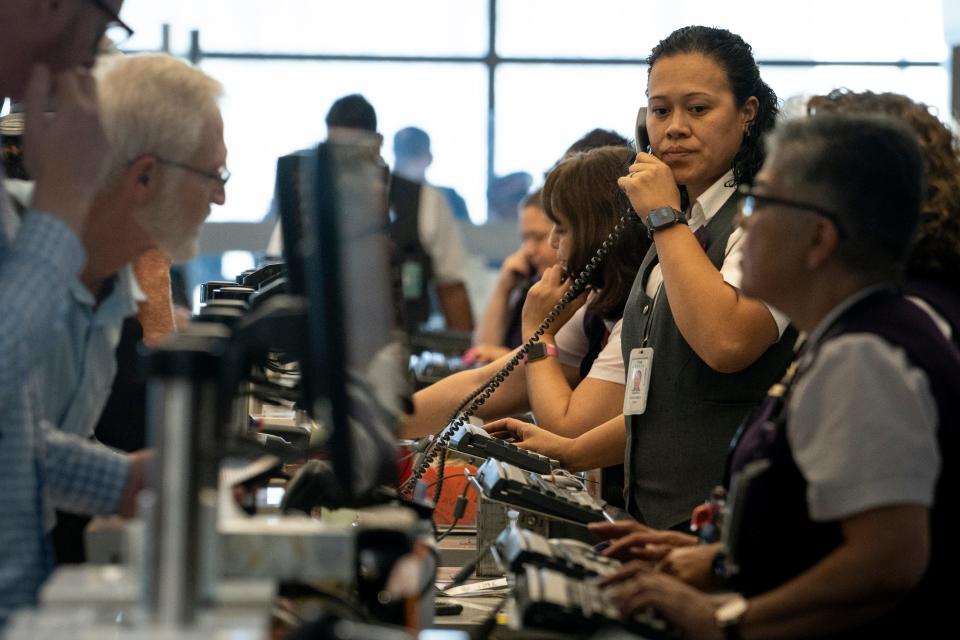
left=647, top=207, right=680, bottom=230
left=716, top=595, right=749, bottom=626
left=527, top=342, right=547, bottom=360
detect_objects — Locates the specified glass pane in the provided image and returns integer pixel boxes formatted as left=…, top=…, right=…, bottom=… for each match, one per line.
left=121, top=0, right=488, bottom=56
left=497, top=0, right=654, bottom=59
left=116, top=0, right=188, bottom=51
left=199, top=60, right=488, bottom=223
left=493, top=62, right=950, bottom=187
left=497, top=0, right=948, bottom=63
left=762, top=64, right=950, bottom=122
left=494, top=63, right=646, bottom=183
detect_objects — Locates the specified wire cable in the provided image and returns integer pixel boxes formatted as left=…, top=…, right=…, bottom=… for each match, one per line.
left=402, top=214, right=633, bottom=503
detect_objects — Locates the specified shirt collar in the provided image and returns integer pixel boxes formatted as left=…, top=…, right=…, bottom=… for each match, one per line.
left=687, top=169, right=735, bottom=230
left=68, top=263, right=147, bottom=324
left=804, top=283, right=892, bottom=351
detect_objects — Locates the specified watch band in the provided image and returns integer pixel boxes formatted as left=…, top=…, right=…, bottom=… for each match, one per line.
left=644, top=206, right=687, bottom=236
left=724, top=623, right=744, bottom=640
left=524, top=342, right=558, bottom=363
left=715, top=594, right=749, bottom=640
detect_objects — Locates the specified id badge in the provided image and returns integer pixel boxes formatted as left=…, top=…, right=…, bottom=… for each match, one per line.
left=401, top=260, right=424, bottom=300
left=623, top=347, right=653, bottom=415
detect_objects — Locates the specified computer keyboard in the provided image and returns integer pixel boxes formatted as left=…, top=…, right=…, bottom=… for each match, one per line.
left=495, top=526, right=620, bottom=578
left=514, top=565, right=673, bottom=638
left=475, top=459, right=608, bottom=524
left=450, top=422, right=557, bottom=474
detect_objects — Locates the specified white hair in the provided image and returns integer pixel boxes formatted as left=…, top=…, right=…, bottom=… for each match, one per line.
left=96, top=53, right=223, bottom=186
left=95, top=53, right=223, bottom=261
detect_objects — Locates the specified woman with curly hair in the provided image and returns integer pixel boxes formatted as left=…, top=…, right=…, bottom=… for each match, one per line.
left=807, top=89, right=960, bottom=344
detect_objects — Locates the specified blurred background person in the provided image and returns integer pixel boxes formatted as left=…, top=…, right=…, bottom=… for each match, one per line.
left=467, top=189, right=557, bottom=364
left=393, top=125, right=471, bottom=223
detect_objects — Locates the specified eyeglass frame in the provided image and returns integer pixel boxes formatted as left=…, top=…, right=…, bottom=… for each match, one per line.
left=88, top=0, right=135, bottom=45
left=156, top=157, right=231, bottom=186
left=737, top=184, right=847, bottom=240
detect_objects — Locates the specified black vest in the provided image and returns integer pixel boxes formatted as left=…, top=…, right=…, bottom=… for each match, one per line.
left=904, top=276, right=960, bottom=349
left=727, top=289, right=959, bottom=637
left=580, top=310, right=626, bottom=509
left=389, top=175, right=434, bottom=331
left=620, top=193, right=797, bottom=529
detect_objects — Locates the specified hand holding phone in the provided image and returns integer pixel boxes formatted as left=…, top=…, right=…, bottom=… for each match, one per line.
left=499, top=247, right=534, bottom=288
left=521, top=265, right=588, bottom=338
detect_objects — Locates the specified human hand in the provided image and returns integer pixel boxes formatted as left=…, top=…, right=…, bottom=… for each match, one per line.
left=498, top=248, right=532, bottom=288
left=25, top=64, right=110, bottom=234
left=656, top=543, right=721, bottom=590
left=116, top=450, right=154, bottom=518
left=616, top=151, right=682, bottom=223
left=521, top=265, right=586, bottom=337
left=462, top=344, right=511, bottom=366
left=597, top=558, right=656, bottom=589
left=483, top=417, right=574, bottom=465
left=604, top=571, right=723, bottom=640
left=588, top=520, right=697, bottom=562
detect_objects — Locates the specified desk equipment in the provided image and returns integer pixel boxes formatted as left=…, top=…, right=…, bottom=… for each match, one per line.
left=494, top=526, right=620, bottom=579
left=474, top=459, right=610, bottom=524
left=449, top=422, right=557, bottom=474
left=7, top=136, right=430, bottom=639
left=513, top=565, right=672, bottom=638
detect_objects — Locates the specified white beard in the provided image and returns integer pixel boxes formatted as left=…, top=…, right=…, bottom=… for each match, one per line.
left=160, top=229, right=202, bottom=263
left=134, top=187, right=207, bottom=264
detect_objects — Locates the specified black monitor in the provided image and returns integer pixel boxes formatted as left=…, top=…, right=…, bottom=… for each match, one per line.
left=275, top=153, right=307, bottom=296
left=276, top=137, right=408, bottom=501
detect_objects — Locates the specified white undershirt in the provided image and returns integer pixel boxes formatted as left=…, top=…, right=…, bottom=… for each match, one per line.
left=643, top=170, right=790, bottom=337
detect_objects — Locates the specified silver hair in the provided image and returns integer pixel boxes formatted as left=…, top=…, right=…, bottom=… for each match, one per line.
left=96, top=53, right=223, bottom=188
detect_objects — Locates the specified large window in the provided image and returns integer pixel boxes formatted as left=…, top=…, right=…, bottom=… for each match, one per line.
left=201, top=60, right=487, bottom=223
left=118, top=0, right=952, bottom=225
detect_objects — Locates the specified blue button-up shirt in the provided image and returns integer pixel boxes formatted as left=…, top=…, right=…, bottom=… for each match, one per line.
left=41, top=266, right=145, bottom=439
left=0, top=177, right=130, bottom=626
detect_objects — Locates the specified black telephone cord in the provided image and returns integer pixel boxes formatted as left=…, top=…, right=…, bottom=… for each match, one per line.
left=402, top=214, right=631, bottom=502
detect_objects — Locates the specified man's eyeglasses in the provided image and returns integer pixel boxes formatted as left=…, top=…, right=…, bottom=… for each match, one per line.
left=737, top=185, right=847, bottom=239
left=157, top=158, right=231, bottom=186
left=88, top=0, right=135, bottom=48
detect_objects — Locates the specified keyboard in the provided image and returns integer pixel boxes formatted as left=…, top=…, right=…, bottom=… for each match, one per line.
left=514, top=565, right=673, bottom=638
left=495, top=526, right=620, bottom=578
left=450, top=422, right=557, bottom=474
left=475, top=459, right=608, bottom=524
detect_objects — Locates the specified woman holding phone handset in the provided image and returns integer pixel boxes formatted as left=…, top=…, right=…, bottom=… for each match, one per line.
left=615, top=26, right=797, bottom=530
left=398, top=146, right=649, bottom=444
left=486, top=26, right=796, bottom=532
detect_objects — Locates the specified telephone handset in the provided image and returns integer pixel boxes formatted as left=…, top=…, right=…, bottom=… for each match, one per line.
left=635, top=105, right=690, bottom=211
left=635, top=106, right=651, bottom=154
left=510, top=259, right=536, bottom=292
left=401, top=199, right=644, bottom=498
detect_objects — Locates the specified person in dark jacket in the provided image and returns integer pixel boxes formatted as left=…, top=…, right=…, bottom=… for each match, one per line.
left=601, top=113, right=958, bottom=640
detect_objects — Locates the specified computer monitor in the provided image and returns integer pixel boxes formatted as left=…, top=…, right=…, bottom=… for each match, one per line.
left=275, top=153, right=306, bottom=297
left=277, top=137, right=408, bottom=500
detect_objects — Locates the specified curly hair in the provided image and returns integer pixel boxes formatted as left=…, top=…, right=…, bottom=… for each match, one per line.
left=647, top=26, right=779, bottom=187
left=807, top=89, right=960, bottom=281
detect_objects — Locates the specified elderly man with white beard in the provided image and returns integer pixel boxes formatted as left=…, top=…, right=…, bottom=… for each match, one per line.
left=37, top=53, right=227, bottom=441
